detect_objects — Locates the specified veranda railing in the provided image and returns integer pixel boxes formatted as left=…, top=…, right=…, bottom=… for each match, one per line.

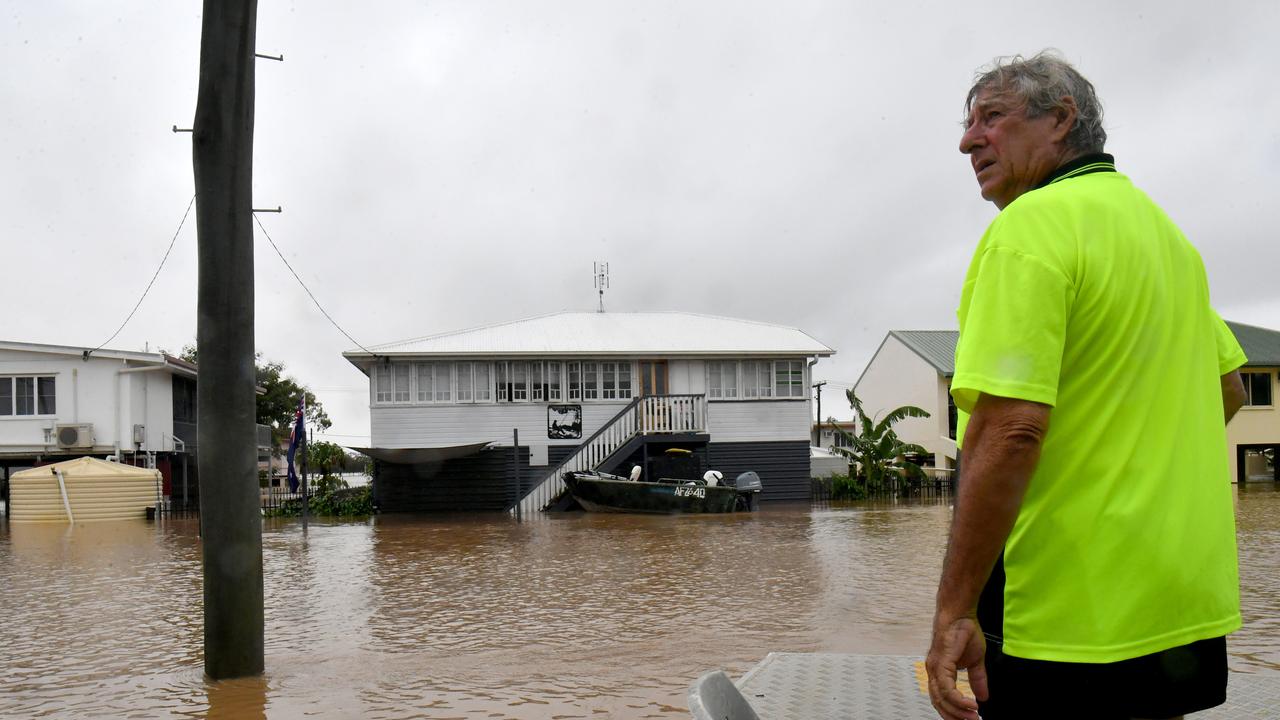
left=513, top=394, right=707, bottom=515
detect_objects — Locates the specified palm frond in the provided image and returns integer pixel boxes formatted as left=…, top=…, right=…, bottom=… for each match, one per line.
left=873, top=405, right=930, bottom=436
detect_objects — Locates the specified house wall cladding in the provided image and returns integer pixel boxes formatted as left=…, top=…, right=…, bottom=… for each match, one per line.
left=708, top=440, right=811, bottom=502
left=370, top=401, right=632, bottom=448
left=373, top=441, right=810, bottom=511
left=0, top=349, right=179, bottom=452
left=706, top=400, right=811, bottom=443
left=374, top=445, right=576, bottom=512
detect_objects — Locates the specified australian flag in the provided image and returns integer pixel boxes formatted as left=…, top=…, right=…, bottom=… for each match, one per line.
left=286, top=395, right=305, bottom=492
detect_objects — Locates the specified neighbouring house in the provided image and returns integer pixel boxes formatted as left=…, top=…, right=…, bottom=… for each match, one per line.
left=0, top=340, right=271, bottom=512
left=853, top=322, right=1280, bottom=484
left=814, top=420, right=857, bottom=453
left=342, top=311, right=835, bottom=512
left=853, top=331, right=959, bottom=474
left=1225, top=321, right=1280, bottom=483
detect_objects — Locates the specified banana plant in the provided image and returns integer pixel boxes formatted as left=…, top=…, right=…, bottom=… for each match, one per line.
left=829, top=390, right=931, bottom=492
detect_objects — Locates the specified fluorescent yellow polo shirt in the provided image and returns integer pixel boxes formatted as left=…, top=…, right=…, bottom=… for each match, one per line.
left=952, top=154, right=1245, bottom=663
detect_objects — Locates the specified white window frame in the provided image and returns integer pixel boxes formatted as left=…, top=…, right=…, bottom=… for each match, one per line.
left=616, top=361, right=632, bottom=400
left=704, top=359, right=806, bottom=401
left=413, top=362, right=453, bottom=404
left=415, top=363, right=435, bottom=403
left=742, top=360, right=773, bottom=399
left=546, top=361, right=562, bottom=401
left=1242, top=370, right=1274, bottom=408
left=375, top=363, right=412, bottom=404
left=707, top=361, right=738, bottom=400
left=581, top=362, right=599, bottom=400
left=473, top=362, right=493, bottom=402
left=511, top=361, right=529, bottom=402
left=452, top=360, right=624, bottom=404
left=567, top=362, right=581, bottom=400
left=495, top=362, right=509, bottom=401
left=774, top=359, right=805, bottom=398
left=434, top=363, right=452, bottom=403
left=530, top=361, right=545, bottom=401
left=455, top=362, right=474, bottom=403
left=601, top=362, right=618, bottom=399
left=452, top=361, right=493, bottom=404
left=0, top=375, right=57, bottom=417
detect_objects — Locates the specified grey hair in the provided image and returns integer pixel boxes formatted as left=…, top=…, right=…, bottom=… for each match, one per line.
left=965, top=50, right=1106, bottom=154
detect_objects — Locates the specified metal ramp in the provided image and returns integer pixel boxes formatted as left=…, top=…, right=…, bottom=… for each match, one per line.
left=512, top=394, right=706, bottom=516
left=690, top=653, right=1280, bottom=719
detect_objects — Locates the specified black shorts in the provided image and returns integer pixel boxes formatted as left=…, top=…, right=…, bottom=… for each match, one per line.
left=977, top=635, right=1228, bottom=719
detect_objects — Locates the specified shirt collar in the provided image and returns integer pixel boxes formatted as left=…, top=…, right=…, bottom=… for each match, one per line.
left=1035, top=152, right=1117, bottom=189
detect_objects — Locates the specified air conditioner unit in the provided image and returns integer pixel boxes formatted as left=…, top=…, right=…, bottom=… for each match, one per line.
left=56, top=423, right=95, bottom=449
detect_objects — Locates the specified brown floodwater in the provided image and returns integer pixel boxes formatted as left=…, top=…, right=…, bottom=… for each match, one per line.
left=1, top=487, right=1277, bottom=719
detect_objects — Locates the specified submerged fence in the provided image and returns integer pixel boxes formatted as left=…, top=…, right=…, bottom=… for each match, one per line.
left=260, top=486, right=307, bottom=513
left=811, top=471, right=955, bottom=502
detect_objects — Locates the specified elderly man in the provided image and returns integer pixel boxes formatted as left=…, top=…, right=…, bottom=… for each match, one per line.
left=925, top=53, right=1247, bottom=720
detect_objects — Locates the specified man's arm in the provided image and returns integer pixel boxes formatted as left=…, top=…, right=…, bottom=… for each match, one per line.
left=1223, top=371, right=1246, bottom=423
left=926, top=393, right=1050, bottom=720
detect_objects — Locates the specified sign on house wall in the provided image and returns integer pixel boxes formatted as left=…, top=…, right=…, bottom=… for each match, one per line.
left=547, top=405, right=582, bottom=439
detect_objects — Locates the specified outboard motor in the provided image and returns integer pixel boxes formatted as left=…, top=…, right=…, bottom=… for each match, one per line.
left=733, top=471, right=763, bottom=511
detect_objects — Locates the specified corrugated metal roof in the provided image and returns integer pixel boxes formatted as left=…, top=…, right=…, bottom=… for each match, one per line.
left=1228, top=321, right=1280, bottom=366
left=890, top=330, right=958, bottom=376
left=878, top=322, right=1279, bottom=376
left=0, top=340, right=164, bottom=364
left=345, top=311, right=834, bottom=359
left=0, top=340, right=198, bottom=378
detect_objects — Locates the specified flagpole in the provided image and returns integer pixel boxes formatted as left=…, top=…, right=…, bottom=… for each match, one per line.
left=301, top=397, right=309, bottom=531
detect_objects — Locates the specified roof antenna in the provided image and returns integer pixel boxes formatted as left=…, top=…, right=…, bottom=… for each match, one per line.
left=594, top=261, right=609, bottom=313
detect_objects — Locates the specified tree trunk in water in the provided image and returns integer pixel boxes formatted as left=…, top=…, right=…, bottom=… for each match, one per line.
left=193, top=0, right=264, bottom=680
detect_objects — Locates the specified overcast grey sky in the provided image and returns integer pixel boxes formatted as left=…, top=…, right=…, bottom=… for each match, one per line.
left=4, top=0, right=1278, bottom=441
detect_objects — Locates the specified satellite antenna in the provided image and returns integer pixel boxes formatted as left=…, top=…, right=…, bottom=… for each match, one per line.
left=594, top=261, right=609, bottom=313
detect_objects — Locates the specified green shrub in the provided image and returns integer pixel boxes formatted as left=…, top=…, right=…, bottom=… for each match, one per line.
left=828, top=473, right=868, bottom=501
left=264, top=482, right=373, bottom=518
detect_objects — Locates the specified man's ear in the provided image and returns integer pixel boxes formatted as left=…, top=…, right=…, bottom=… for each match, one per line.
left=1052, top=96, right=1079, bottom=143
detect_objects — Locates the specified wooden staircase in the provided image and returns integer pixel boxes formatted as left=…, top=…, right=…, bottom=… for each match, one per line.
left=512, top=394, right=707, bottom=515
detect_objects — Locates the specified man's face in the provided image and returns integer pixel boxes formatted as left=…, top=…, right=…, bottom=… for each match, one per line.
left=959, top=90, right=1068, bottom=209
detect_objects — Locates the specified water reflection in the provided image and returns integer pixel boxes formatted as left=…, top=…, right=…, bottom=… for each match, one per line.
left=0, top=489, right=1276, bottom=718
left=205, top=675, right=268, bottom=720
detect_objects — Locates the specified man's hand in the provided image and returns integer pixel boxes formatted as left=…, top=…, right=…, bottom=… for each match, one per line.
left=926, top=615, right=988, bottom=720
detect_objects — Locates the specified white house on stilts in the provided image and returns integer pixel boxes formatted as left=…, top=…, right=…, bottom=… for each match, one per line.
left=342, top=311, right=835, bottom=512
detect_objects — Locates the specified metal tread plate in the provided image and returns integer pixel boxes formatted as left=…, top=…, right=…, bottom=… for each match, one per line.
left=732, top=653, right=1280, bottom=719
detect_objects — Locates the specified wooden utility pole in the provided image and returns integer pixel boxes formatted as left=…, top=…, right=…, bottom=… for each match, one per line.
left=193, top=0, right=264, bottom=680
left=812, top=380, right=827, bottom=447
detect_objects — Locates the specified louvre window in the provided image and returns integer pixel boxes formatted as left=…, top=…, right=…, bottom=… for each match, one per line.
left=774, top=360, right=805, bottom=398
left=707, top=362, right=738, bottom=399
left=567, top=362, right=581, bottom=400
left=374, top=364, right=412, bottom=403
left=456, top=363, right=473, bottom=403
left=742, top=361, right=773, bottom=398
left=582, top=362, right=599, bottom=400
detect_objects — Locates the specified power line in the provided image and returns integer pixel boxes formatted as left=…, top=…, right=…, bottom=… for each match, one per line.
left=87, top=194, right=197, bottom=358
left=252, top=212, right=377, bottom=356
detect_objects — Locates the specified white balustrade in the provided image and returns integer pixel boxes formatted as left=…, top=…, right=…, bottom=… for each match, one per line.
left=514, top=394, right=708, bottom=515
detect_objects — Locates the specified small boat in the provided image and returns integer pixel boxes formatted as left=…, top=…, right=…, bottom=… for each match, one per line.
left=563, top=469, right=763, bottom=514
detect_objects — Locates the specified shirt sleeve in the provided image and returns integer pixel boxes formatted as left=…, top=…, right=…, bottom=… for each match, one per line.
left=1214, top=311, right=1247, bottom=375
left=951, top=246, right=1074, bottom=414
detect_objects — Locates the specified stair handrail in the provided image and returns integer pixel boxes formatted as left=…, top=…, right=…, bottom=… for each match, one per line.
left=512, top=396, right=643, bottom=514
left=512, top=393, right=709, bottom=515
